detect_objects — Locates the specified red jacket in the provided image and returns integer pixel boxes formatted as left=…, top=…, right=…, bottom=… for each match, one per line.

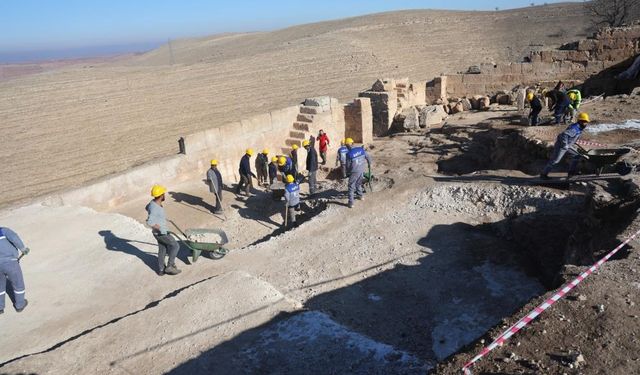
left=318, top=134, right=330, bottom=152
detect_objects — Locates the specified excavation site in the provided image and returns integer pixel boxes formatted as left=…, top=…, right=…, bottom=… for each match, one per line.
left=2, top=2, right=640, bottom=375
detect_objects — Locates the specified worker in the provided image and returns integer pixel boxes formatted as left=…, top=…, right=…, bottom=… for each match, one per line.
left=545, top=89, right=571, bottom=125
left=540, top=112, right=591, bottom=180
left=255, top=149, right=270, bottom=187
left=237, top=149, right=256, bottom=196
left=345, top=138, right=372, bottom=208
left=284, top=174, right=301, bottom=228
left=528, top=92, right=543, bottom=126
left=336, top=139, right=349, bottom=179
left=268, top=157, right=279, bottom=185
left=146, top=185, right=181, bottom=276
left=554, top=81, right=566, bottom=93
left=206, top=159, right=223, bottom=214
left=0, top=227, right=30, bottom=314
left=277, top=156, right=295, bottom=182
left=303, top=138, right=318, bottom=195
left=290, top=144, right=299, bottom=178
left=566, top=89, right=582, bottom=123
left=318, top=129, right=330, bottom=165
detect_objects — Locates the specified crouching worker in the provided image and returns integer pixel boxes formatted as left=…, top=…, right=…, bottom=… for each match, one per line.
left=0, top=227, right=30, bottom=314
left=269, top=157, right=279, bottom=185
left=284, top=174, right=301, bottom=229
left=540, top=113, right=591, bottom=180
left=146, top=185, right=181, bottom=276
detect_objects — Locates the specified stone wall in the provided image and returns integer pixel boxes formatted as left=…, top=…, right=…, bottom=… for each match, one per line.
left=344, top=98, right=373, bottom=145
left=358, top=91, right=398, bottom=136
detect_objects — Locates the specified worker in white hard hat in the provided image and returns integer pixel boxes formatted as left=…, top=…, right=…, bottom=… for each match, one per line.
left=146, top=185, right=181, bottom=276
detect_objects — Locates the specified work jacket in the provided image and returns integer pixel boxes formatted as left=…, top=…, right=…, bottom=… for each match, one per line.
left=0, top=227, right=25, bottom=264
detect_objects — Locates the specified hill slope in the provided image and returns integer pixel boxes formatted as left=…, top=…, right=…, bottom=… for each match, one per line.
left=0, top=3, right=589, bottom=207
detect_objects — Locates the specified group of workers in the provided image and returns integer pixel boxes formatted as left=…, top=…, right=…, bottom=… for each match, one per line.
left=145, top=130, right=371, bottom=276
left=527, top=81, right=582, bottom=126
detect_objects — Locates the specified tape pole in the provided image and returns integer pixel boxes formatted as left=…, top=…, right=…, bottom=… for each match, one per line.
left=461, top=227, right=640, bottom=374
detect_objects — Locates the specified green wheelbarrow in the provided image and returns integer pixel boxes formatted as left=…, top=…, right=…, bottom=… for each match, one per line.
left=169, top=220, right=229, bottom=262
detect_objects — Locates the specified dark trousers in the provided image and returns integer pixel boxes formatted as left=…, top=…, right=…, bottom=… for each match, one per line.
left=154, top=234, right=179, bottom=272
left=308, top=170, right=317, bottom=195
left=0, top=260, right=26, bottom=311
left=236, top=174, right=252, bottom=195
left=554, top=101, right=569, bottom=124
left=213, top=192, right=222, bottom=212
left=530, top=108, right=541, bottom=126
left=320, top=151, right=327, bottom=165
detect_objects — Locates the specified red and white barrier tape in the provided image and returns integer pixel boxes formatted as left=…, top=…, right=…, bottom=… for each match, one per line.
left=462, top=227, right=640, bottom=374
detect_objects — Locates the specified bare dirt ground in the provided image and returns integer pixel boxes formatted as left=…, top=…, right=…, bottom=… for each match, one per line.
left=0, top=3, right=591, bottom=208
left=2, top=108, right=640, bottom=374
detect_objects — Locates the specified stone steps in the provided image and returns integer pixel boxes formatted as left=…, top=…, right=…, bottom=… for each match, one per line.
left=289, top=130, right=306, bottom=139
left=293, top=122, right=310, bottom=131
left=285, top=138, right=302, bottom=147
left=300, top=106, right=323, bottom=115
left=297, top=113, right=315, bottom=123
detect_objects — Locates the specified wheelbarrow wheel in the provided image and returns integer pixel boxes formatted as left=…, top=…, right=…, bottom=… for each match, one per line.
left=203, top=248, right=228, bottom=260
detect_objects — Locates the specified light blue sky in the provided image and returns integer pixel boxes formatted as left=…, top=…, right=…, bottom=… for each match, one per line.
left=1, top=0, right=578, bottom=53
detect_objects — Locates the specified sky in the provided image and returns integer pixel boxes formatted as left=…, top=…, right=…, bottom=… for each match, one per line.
left=0, top=0, right=578, bottom=61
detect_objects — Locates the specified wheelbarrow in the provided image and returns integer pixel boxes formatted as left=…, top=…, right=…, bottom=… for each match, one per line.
left=169, top=220, right=229, bottom=262
left=363, top=170, right=374, bottom=192
left=576, top=145, right=632, bottom=176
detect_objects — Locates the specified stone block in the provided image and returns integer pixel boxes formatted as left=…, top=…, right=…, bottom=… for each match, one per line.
left=460, top=98, right=472, bottom=111
left=419, top=105, right=448, bottom=128
left=393, top=107, right=420, bottom=132
left=304, top=97, right=331, bottom=109
left=359, top=91, right=398, bottom=136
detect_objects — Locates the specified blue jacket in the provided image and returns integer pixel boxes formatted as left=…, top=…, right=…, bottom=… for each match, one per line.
left=269, top=162, right=278, bottom=181
left=0, top=227, right=26, bottom=264
left=557, top=123, right=583, bottom=150
left=284, top=182, right=301, bottom=207
left=337, top=146, right=349, bottom=164
left=279, top=156, right=295, bottom=179
left=239, top=154, right=256, bottom=178
left=346, top=146, right=372, bottom=174
left=306, top=147, right=318, bottom=172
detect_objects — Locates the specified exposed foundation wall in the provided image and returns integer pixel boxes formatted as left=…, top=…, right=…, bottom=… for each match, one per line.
left=344, top=98, right=373, bottom=145
left=358, top=91, right=398, bottom=136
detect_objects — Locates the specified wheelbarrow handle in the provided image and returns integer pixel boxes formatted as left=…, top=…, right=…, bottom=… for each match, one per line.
left=169, top=220, right=188, bottom=238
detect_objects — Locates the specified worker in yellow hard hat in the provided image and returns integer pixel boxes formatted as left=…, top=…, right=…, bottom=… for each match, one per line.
left=277, top=155, right=295, bottom=182
left=336, top=139, right=349, bottom=178
left=566, top=89, right=582, bottom=123
left=237, top=149, right=257, bottom=196
left=540, top=112, right=591, bottom=180
left=527, top=92, right=542, bottom=126
left=284, top=174, right=301, bottom=229
left=303, top=138, right=318, bottom=195
left=290, top=144, right=300, bottom=178
left=255, top=149, right=270, bottom=187
left=345, top=138, right=372, bottom=208
left=268, top=156, right=279, bottom=185
left=207, top=159, right=223, bottom=213
left=146, top=185, right=181, bottom=276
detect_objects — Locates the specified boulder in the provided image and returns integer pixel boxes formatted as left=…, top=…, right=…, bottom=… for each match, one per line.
left=449, top=101, right=465, bottom=114
left=470, top=95, right=484, bottom=110
left=631, top=86, right=640, bottom=96
left=460, top=98, right=472, bottom=111
left=393, top=107, right=420, bottom=131
left=496, top=93, right=513, bottom=105
left=478, top=96, right=491, bottom=110
left=419, top=105, right=448, bottom=128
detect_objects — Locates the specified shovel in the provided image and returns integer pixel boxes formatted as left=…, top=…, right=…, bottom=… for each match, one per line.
left=211, top=187, right=228, bottom=221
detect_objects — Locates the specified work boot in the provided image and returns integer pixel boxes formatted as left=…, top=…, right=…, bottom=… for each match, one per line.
left=356, top=195, right=364, bottom=201
left=539, top=173, right=551, bottom=180
left=0, top=309, right=4, bottom=315
left=348, top=202, right=354, bottom=208
left=164, top=266, right=182, bottom=275
left=157, top=270, right=165, bottom=276
left=16, top=300, right=28, bottom=313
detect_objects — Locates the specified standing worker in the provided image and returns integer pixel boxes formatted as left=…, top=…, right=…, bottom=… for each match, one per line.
left=318, top=130, right=330, bottom=165
left=237, top=149, right=257, bottom=196
left=206, top=160, right=223, bottom=214
left=146, top=185, right=181, bottom=276
left=269, top=157, right=279, bottom=185
left=545, top=89, right=571, bottom=125
left=0, top=227, right=30, bottom=314
left=277, top=156, right=295, bottom=182
left=336, top=139, right=349, bottom=178
left=540, top=113, right=591, bottom=180
left=345, top=138, right=372, bottom=208
left=290, top=144, right=299, bottom=179
left=255, top=149, right=270, bottom=187
left=528, top=92, right=543, bottom=126
left=566, top=89, right=582, bottom=123
left=303, top=139, right=318, bottom=195
left=284, top=174, right=301, bottom=229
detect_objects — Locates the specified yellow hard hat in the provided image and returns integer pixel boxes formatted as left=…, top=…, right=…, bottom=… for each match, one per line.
left=246, top=148, right=254, bottom=156
left=286, top=174, right=295, bottom=183
left=577, top=112, right=590, bottom=123
left=262, top=148, right=269, bottom=155
left=526, top=93, right=534, bottom=101
left=278, top=156, right=287, bottom=166
left=210, top=159, right=218, bottom=166
left=291, top=144, right=299, bottom=150
left=345, top=138, right=354, bottom=146
left=271, top=156, right=279, bottom=163
left=150, top=185, right=167, bottom=198
left=302, top=140, right=310, bottom=147
left=568, top=92, right=577, bottom=101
